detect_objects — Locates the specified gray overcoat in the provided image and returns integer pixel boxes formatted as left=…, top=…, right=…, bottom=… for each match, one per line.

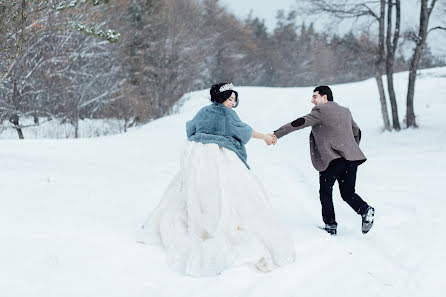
left=274, top=101, right=366, bottom=172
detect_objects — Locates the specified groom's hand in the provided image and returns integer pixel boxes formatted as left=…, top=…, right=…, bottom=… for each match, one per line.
left=271, top=133, right=278, bottom=145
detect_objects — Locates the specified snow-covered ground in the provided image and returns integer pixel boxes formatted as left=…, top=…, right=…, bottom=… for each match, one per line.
left=1, top=67, right=445, bottom=297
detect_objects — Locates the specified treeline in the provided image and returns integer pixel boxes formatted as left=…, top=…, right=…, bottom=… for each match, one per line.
left=0, top=0, right=442, bottom=137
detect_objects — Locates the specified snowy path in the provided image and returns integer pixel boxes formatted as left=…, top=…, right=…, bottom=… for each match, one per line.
left=1, top=68, right=445, bottom=297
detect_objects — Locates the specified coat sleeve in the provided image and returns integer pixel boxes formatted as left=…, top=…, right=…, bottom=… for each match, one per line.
left=186, top=119, right=195, bottom=139
left=274, top=106, right=322, bottom=139
left=186, top=110, right=201, bottom=139
left=351, top=117, right=361, bottom=145
left=230, top=111, right=253, bottom=145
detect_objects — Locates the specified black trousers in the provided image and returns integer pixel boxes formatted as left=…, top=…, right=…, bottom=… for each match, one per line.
left=319, top=158, right=369, bottom=226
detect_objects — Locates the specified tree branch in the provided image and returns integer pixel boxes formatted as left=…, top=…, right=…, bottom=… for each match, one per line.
left=428, top=26, right=446, bottom=34
left=428, top=0, right=438, bottom=16
left=299, top=0, right=380, bottom=21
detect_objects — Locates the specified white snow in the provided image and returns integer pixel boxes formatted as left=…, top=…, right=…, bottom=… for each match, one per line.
left=1, top=67, right=446, bottom=297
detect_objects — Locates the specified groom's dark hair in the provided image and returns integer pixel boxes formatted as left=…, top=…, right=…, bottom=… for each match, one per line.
left=314, top=86, right=333, bottom=101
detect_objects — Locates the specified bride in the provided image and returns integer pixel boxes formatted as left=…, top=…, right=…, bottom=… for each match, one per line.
left=138, top=83, right=295, bottom=276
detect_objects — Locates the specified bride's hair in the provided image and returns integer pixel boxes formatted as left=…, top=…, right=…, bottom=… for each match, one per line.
left=210, top=83, right=239, bottom=108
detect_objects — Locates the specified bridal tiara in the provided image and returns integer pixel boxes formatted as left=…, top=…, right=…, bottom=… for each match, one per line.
left=219, top=83, right=234, bottom=93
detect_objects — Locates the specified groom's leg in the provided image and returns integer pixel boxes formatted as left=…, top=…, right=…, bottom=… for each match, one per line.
left=337, top=160, right=369, bottom=215
left=319, top=158, right=342, bottom=226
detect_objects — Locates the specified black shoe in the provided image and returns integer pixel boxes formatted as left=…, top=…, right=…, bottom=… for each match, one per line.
left=323, top=224, right=337, bottom=235
left=361, top=206, right=375, bottom=234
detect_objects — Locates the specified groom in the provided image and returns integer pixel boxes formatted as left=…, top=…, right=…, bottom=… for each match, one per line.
left=271, top=86, right=374, bottom=235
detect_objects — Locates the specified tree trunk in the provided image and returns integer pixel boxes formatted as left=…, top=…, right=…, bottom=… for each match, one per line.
left=385, top=0, right=401, bottom=130
left=74, top=119, right=79, bottom=138
left=406, top=0, right=435, bottom=128
left=375, top=0, right=391, bottom=131
left=375, top=73, right=391, bottom=131
left=10, top=79, right=24, bottom=139
left=71, top=112, right=80, bottom=138
left=9, top=114, right=24, bottom=139
left=124, top=116, right=129, bottom=133
left=406, top=47, right=422, bottom=128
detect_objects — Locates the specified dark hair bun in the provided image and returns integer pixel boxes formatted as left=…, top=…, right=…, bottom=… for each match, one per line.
left=210, top=83, right=239, bottom=107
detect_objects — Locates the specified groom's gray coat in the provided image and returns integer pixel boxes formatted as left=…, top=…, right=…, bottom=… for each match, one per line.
left=274, top=101, right=366, bottom=172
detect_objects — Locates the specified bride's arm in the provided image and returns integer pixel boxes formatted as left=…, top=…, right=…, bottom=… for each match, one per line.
left=252, top=130, right=275, bottom=145
left=228, top=110, right=273, bottom=145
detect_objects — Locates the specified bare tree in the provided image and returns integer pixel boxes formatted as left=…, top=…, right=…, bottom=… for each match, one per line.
left=375, top=0, right=392, bottom=131
left=385, top=0, right=401, bottom=130
left=405, top=0, right=445, bottom=128
left=48, top=31, right=123, bottom=137
left=0, top=0, right=119, bottom=85
left=7, top=80, right=24, bottom=138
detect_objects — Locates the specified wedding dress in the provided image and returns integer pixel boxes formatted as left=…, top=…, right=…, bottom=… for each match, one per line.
left=138, top=141, right=295, bottom=276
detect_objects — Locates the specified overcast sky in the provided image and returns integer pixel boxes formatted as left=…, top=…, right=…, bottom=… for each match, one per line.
left=220, top=0, right=297, bottom=30
left=220, top=0, right=445, bottom=58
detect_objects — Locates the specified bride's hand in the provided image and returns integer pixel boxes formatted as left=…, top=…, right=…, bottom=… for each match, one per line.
left=264, top=134, right=274, bottom=145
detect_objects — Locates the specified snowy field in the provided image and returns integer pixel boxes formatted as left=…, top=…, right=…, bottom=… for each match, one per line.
left=1, top=67, right=445, bottom=297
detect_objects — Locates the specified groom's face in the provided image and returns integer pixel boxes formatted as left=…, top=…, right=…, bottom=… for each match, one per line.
left=312, top=91, right=326, bottom=105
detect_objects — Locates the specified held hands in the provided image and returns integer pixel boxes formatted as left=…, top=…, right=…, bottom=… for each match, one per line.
left=263, top=133, right=278, bottom=145
left=252, top=130, right=277, bottom=145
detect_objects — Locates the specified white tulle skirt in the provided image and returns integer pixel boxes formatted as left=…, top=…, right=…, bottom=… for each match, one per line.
left=138, top=141, right=295, bottom=276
